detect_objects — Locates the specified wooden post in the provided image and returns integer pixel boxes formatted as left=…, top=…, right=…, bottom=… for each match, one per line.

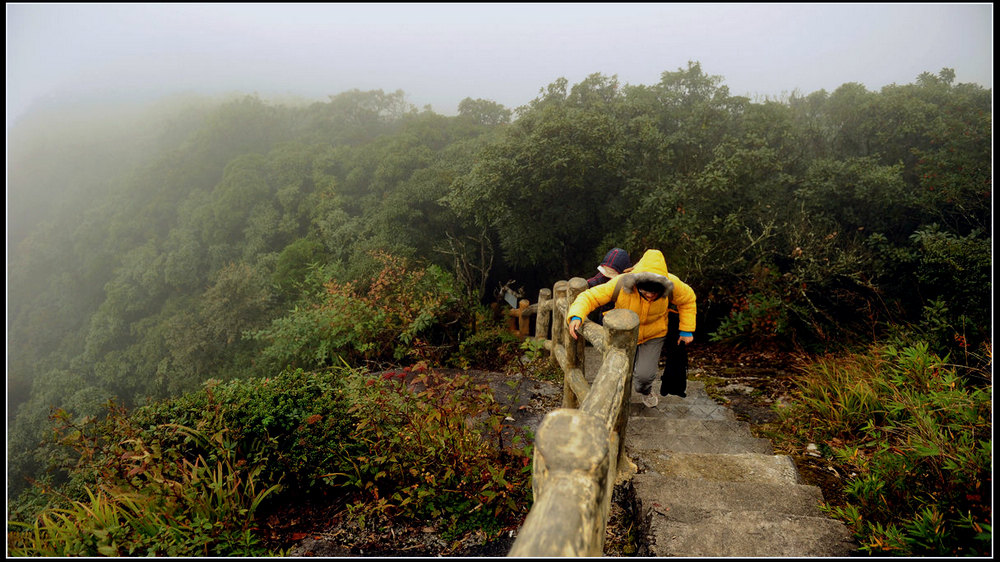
left=535, top=288, right=552, bottom=341
left=562, top=278, right=588, bottom=409
left=508, top=409, right=611, bottom=557
left=603, top=308, right=639, bottom=471
left=566, top=277, right=588, bottom=373
left=551, top=280, right=567, bottom=347
left=551, top=280, right=574, bottom=408
left=517, top=299, right=531, bottom=338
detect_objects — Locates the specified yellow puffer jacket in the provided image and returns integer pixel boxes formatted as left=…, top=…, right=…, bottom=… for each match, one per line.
left=567, top=249, right=696, bottom=345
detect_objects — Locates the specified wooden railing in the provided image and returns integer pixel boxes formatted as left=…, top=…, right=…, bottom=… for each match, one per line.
left=506, top=277, right=640, bottom=557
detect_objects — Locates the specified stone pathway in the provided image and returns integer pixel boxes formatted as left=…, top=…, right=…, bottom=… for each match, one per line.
left=586, top=347, right=857, bottom=557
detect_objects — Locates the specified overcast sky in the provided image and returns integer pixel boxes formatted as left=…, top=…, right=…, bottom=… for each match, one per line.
left=6, top=3, right=993, bottom=129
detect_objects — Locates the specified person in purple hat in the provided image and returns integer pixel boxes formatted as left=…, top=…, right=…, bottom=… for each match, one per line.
left=584, top=248, right=632, bottom=325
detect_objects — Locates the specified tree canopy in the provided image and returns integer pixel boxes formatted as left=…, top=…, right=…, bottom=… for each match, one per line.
left=7, top=65, right=991, bottom=502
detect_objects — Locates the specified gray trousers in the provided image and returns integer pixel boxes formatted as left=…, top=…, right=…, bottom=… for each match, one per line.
left=633, top=336, right=665, bottom=395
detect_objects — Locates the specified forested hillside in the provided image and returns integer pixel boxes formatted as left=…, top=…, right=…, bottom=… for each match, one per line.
left=7, top=63, right=991, bottom=554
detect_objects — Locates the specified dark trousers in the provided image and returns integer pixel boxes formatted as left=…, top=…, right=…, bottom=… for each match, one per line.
left=659, top=311, right=688, bottom=397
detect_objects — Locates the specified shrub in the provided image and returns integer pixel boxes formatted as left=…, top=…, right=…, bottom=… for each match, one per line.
left=251, top=251, right=467, bottom=371
left=710, top=291, right=790, bottom=347
left=775, top=342, right=992, bottom=556
left=907, top=226, right=990, bottom=334
left=8, top=362, right=536, bottom=555
left=451, top=326, right=522, bottom=370
left=8, top=417, right=281, bottom=557
left=868, top=226, right=991, bottom=361
left=9, top=367, right=360, bottom=557
left=517, top=337, right=563, bottom=382
left=334, top=366, right=533, bottom=540
left=130, top=367, right=360, bottom=491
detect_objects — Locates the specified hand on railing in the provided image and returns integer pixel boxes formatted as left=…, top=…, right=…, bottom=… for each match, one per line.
left=568, top=316, right=582, bottom=340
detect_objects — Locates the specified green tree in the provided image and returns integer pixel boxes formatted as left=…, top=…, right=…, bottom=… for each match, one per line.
left=272, top=238, right=327, bottom=300
left=303, top=88, right=414, bottom=145
left=201, top=261, right=275, bottom=347
left=458, top=97, right=512, bottom=125
left=162, top=227, right=206, bottom=291
left=826, top=82, right=878, bottom=158
left=448, top=73, right=630, bottom=278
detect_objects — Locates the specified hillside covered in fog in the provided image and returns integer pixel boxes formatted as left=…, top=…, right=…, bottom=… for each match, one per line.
left=7, top=64, right=991, bottom=555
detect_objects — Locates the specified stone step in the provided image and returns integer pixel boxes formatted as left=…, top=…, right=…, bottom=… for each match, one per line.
left=644, top=510, right=857, bottom=557
left=628, top=432, right=774, bottom=454
left=626, top=417, right=774, bottom=454
left=629, top=381, right=735, bottom=419
left=626, top=418, right=772, bottom=454
left=630, top=393, right=723, bottom=409
left=632, top=475, right=828, bottom=520
left=644, top=379, right=712, bottom=399
left=629, top=451, right=802, bottom=485
left=630, top=398, right=736, bottom=422
left=627, top=380, right=714, bottom=399
left=627, top=416, right=756, bottom=439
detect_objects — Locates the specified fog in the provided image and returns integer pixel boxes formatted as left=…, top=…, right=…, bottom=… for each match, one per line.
left=6, top=3, right=993, bottom=129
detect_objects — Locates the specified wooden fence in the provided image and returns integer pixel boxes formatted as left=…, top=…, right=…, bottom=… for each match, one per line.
left=505, top=277, right=640, bottom=557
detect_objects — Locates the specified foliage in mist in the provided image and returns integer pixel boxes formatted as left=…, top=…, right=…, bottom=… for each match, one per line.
left=7, top=65, right=991, bottom=524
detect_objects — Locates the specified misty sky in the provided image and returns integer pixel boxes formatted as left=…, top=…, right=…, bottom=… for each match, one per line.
left=6, top=3, right=993, bottom=129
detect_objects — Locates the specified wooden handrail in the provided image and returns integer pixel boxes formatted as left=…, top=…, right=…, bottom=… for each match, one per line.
left=508, top=278, right=639, bottom=557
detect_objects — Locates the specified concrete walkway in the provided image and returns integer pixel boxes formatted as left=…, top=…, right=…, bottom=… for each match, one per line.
left=587, top=348, right=857, bottom=557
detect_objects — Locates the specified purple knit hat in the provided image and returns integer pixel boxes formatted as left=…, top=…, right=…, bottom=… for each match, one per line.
left=599, top=248, right=631, bottom=275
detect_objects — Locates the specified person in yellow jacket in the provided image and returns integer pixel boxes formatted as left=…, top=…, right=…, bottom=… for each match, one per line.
left=567, top=249, right=696, bottom=408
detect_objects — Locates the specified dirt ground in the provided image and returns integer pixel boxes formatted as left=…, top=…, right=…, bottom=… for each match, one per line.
left=265, top=345, right=848, bottom=557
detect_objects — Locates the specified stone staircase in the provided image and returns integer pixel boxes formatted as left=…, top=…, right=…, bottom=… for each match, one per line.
left=622, top=379, right=857, bottom=557
left=575, top=344, right=854, bottom=556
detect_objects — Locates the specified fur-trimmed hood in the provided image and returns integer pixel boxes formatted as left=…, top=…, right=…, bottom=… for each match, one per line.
left=616, top=250, right=673, bottom=298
